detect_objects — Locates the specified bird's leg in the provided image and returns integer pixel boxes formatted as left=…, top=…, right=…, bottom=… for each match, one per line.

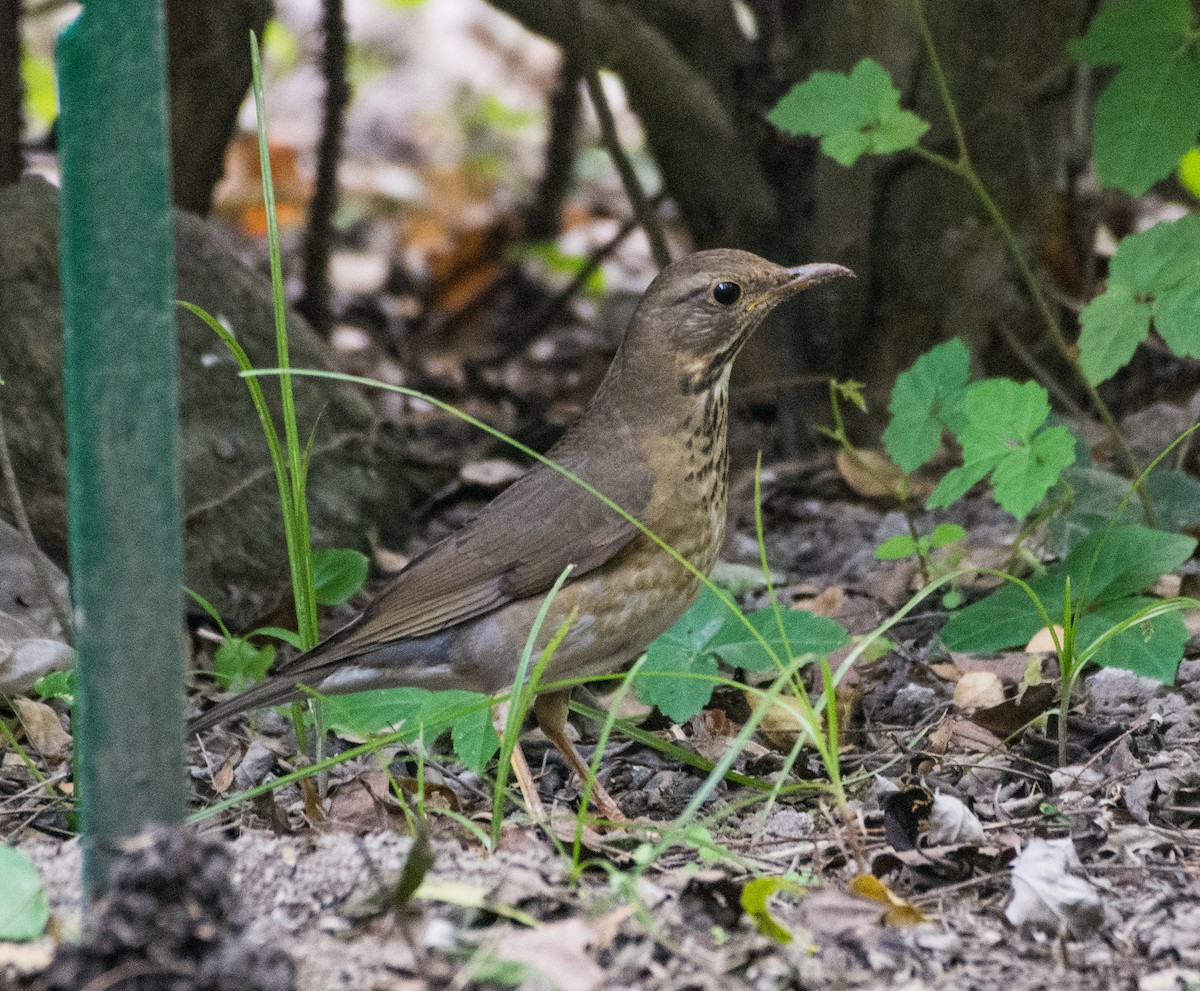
left=532, top=689, right=625, bottom=822
left=491, top=702, right=545, bottom=822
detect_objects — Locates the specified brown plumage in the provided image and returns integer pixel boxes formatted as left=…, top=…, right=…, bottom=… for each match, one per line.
left=190, top=248, right=851, bottom=819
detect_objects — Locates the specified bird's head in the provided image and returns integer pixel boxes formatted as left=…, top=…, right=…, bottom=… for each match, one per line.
left=622, top=248, right=853, bottom=394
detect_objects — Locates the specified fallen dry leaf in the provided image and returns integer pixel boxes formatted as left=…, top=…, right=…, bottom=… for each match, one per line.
left=925, top=792, right=984, bottom=845
left=1005, top=838, right=1102, bottom=938
left=485, top=917, right=606, bottom=991
left=1025, top=625, right=1066, bottom=653
left=12, top=697, right=71, bottom=758
left=848, top=874, right=927, bottom=925
left=953, top=671, right=1006, bottom=711
left=835, top=448, right=906, bottom=499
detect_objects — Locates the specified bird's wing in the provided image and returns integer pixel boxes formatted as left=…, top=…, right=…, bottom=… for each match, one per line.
left=287, top=447, right=654, bottom=668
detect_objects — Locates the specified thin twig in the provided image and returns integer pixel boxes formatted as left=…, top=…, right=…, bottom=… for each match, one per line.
left=564, top=0, right=671, bottom=269
left=0, top=404, right=73, bottom=640
left=298, top=0, right=349, bottom=336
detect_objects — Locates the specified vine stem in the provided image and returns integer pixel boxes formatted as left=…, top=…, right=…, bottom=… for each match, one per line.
left=907, top=0, right=1147, bottom=502
left=565, top=0, right=671, bottom=269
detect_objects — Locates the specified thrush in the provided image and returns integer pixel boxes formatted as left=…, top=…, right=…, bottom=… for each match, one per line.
left=190, top=248, right=851, bottom=820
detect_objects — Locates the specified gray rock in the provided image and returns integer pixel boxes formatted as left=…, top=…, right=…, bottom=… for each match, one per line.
left=0, top=177, right=415, bottom=627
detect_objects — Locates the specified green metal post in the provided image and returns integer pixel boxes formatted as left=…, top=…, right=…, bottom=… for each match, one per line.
left=56, top=1, right=186, bottom=894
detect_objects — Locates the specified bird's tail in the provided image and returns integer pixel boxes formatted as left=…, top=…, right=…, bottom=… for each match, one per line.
left=187, top=668, right=316, bottom=734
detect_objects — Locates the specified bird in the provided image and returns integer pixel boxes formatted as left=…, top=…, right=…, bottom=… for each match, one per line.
left=189, top=248, right=851, bottom=821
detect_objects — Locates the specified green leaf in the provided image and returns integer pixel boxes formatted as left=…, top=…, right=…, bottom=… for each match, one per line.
left=322, top=688, right=499, bottom=773
left=929, top=379, right=1075, bottom=519
left=875, top=534, right=919, bottom=560
left=1096, top=56, right=1200, bottom=195
left=34, top=670, right=75, bottom=707
left=709, top=609, right=849, bottom=673
left=941, top=524, right=1195, bottom=660
left=635, top=643, right=719, bottom=724
left=214, top=638, right=275, bottom=690
left=769, top=59, right=930, bottom=167
left=883, top=338, right=971, bottom=472
left=741, top=875, right=806, bottom=943
left=929, top=523, right=967, bottom=549
left=635, top=590, right=848, bottom=721
left=450, top=704, right=502, bottom=774
left=988, top=425, right=1076, bottom=520
left=1077, top=598, right=1186, bottom=683
left=1063, top=524, right=1195, bottom=605
left=1070, top=0, right=1192, bottom=68
left=1080, top=215, right=1200, bottom=382
left=633, top=587, right=736, bottom=722
left=1077, top=285, right=1151, bottom=385
left=0, top=846, right=49, bottom=941
left=248, top=625, right=305, bottom=650
left=927, top=457, right=998, bottom=510
left=1071, top=0, right=1200, bottom=195
left=313, top=548, right=370, bottom=605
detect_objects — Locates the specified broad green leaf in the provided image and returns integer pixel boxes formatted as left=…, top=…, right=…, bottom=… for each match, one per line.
left=709, top=609, right=849, bottom=673
left=1081, top=215, right=1200, bottom=382
left=940, top=579, right=1049, bottom=653
left=34, top=670, right=75, bottom=707
left=988, top=425, right=1076, bottom=520
left=769, top=59, right=929, bottom=167
left=634, top=589, right=847, bottom=722
left=875, top=535, right=919, bottom=560
left=214, top=639, right=275, bottom=690
left=1077, top=598, right=1186, bottom=683
left=929, top=523, right=967, bottom=549
left=634, top=588, right=730, bottom=721
left=1077, top=285, right=1151, bottom=385
left=322, top=687, right=498, bottom=772
left=1050, top=466, right=1200, bottom=556
left=1070, top=0, right=1192, bottom=67
left=883, top=338, right=971, bottom=472
left=450, top=704, right=502, bottom=774
left=942, top=524, right=1195, bottom=672
left=1072, top=0, right=1200, bottom=195
left=1061, top=524, right=1195, bottom=605
left=1153, top=277, right=1200, bottom=358
left=1092, top=55, right=1200, bottom=196
left=927, top=456, right=998, bottom=510
left=929, top=379, right=1075, bottom=519
left=635, top=643, right=719, bottom=724
left=0, top=846, right=49, bottom=941
left=313, top=548, right=370, bottom=605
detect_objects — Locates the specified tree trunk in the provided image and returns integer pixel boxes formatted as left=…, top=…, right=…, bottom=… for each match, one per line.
left=166, top=0, right=271, bottom=215
left=0, top=0, right=20, bottom=186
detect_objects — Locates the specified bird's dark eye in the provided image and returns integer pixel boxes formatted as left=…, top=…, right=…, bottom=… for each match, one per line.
left=712, top=281, right=741, bottom=305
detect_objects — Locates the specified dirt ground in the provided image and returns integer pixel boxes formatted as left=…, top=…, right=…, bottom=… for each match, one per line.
left=5, top=0, right=1200, bottom=988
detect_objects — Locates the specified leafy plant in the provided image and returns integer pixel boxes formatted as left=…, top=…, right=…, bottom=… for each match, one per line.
left=632, top=587, right=848, bottom=724
left=769, top=0, right=1140, bottom=479
left=925, top=379, right=1076, bottom=519
left=875, top=523, right=965, bottom=564
left=1077, top=214, right=1200, bottom=385
left=1070, top=0, right=1200, bottom=195
left=34, top=670, right=75, bottom=707
left=0, top=845, right=49, bottom=941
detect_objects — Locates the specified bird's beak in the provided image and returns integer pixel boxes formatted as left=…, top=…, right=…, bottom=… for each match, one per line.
left=783, top=262, right=855, bottom=293
left=749, top=262, right=854, bottom=311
